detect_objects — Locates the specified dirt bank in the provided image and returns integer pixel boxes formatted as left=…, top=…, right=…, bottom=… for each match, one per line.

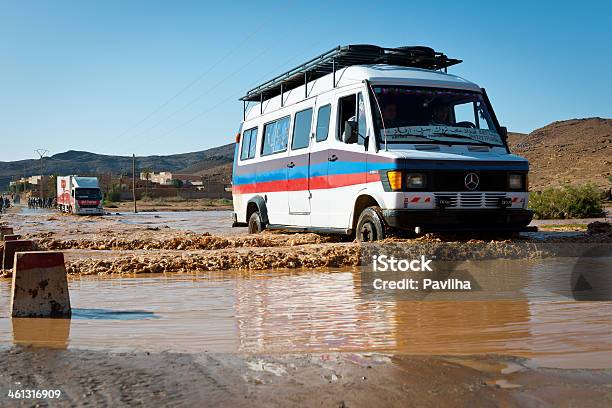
left=105, top=197, right=232, bottom=213
left=1, top=208, right=610, bottom=277
left=0, top=348, right=609, bottom=408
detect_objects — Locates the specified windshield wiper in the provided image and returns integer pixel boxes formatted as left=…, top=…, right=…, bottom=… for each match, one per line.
left=430, top=132, right=500, bottom=148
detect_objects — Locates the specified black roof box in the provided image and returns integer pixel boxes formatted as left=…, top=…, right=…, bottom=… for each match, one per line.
left=240, top=44, right=461, bottom=102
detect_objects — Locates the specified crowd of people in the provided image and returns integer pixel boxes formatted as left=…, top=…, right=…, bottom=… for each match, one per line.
left=28, top=196, right=55, bottom=209
left=0, top=196, right=11, bottom=213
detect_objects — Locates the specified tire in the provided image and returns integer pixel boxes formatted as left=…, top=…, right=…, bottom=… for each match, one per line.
left=356, top=206, right=386, bottom=242
left=248, top=211, right=265, bottom=234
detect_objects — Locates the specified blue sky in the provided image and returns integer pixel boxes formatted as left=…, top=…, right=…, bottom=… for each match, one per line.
left=1, top=0, right=610, bottom=161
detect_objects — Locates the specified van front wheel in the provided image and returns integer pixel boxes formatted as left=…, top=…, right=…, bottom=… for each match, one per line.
left=248, top=211, right=265, bottom=234
left=356, top=206, right=386, bottom=242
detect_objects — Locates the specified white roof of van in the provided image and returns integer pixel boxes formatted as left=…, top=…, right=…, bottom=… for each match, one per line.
left=342, top=65, right=480, bottom=91
left=244, top=65, right=480, bottom=121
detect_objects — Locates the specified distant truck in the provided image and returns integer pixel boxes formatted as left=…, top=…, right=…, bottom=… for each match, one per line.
left=57, top=176, right=104, bottom=215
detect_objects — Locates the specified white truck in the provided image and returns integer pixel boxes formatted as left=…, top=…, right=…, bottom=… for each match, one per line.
left=57, top=176, right=104, bottom=215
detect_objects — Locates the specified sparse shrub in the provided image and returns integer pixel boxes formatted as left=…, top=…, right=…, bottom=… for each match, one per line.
left=107, top=190, right=121, bottom=202
left=140, top=193, right=152, bottom=202
left=529, top=183, right=604, bottom=219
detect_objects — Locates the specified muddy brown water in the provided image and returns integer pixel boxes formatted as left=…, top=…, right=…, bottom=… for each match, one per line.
left=1, top=258, right=610, bottom=369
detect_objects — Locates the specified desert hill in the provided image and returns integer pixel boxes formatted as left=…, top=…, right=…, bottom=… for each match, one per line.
left=0, top=144, right=234, bottom=190
left=507, top=117, right=611, bottom=190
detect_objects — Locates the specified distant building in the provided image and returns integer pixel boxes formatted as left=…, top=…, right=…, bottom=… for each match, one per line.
left=9, top=175, right=50, bottom=186
left=140, top=171, right=203, bottom=186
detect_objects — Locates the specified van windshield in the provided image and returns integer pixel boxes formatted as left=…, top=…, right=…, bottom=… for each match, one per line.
left=371, top=86, right=505, bottom=147
left=75, top=188, right=101, bottom=200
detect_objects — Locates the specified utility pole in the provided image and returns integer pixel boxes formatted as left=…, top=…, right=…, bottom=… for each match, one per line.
left=34, top=149, right=48, bottom=199
left=132, top=154, right=137, bottom=213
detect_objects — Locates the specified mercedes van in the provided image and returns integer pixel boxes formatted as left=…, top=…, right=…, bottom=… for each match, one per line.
left=232, top=45, right=533, bottom=241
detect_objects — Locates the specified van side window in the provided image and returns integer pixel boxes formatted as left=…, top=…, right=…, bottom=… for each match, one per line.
left=291, top=108, right=313, bottom=150
left=240, top=127, right=258, bottom=160
left=262, top=116, right=290, bottom=156
left=315, top=104, right=331, bottom=142
left=338, top=94, right=356, bottom=140
left=357, top=93, right=366, bottom=146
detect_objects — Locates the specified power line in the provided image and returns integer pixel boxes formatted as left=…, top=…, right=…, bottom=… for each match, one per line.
left=113, top=2, right=289, bottom=142
left=150, top=38, right=334, bottom=141
left=34, top=149, right=48, bottom=198
left=129, top=46, right=272, bottom=140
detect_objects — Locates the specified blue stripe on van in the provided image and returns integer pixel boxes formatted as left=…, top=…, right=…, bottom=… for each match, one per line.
left=233, top=160, right=384, bottom=185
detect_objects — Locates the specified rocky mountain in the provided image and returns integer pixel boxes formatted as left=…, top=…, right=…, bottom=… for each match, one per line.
left=0, top=144, right=234, bottom=190
left=507, top=117, right=611, bottom=190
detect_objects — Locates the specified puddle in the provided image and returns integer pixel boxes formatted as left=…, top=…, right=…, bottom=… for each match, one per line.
left=71, top=308, right=158, bottom=320
left=1, top=259, right=611, bottom=369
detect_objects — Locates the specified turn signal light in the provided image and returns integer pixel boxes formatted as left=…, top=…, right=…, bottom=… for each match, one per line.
left=387, top=171, right=403, bottom=191
left=235, top=132, right=241, bottom=143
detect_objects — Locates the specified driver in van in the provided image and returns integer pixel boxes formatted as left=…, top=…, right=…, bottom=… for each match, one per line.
left=430, top=104, right=453, bottom=126
left=383, top=103, right=398, bottom=127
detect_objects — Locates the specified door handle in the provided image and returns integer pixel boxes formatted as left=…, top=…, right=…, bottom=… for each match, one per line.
left=328, top=154, right=338, bottom=162
left=287, top=162, right=295, bottom=168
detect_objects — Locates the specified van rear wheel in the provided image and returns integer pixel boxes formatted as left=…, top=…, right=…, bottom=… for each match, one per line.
left=356, top=206, right=386, bottom=242
left=248, top=211, right=265, bottom=234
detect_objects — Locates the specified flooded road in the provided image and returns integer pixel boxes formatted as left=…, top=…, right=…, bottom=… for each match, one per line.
left=2, top=258, right=610, bottom=369
left=11, top=207, right=243, bottom=236
left=112, top=210, right=242, bottom=235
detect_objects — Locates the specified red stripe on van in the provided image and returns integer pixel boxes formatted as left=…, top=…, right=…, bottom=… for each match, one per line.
left=233, top=172, right=376, bottom=194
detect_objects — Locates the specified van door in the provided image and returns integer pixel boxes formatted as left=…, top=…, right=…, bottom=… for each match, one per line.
left=308, top=96, right=333, bottom=228
left=260, top=115, right=291, bottom=226
left=287, top=107, right=314, bottom=215
left=327, top=90, right=369, bottom=229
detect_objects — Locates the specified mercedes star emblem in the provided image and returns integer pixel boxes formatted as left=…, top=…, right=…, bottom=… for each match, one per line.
left=464, top=173, right=480, bottom=190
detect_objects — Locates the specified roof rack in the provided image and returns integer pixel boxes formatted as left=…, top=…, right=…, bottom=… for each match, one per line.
left=240, top=44, right=462, bottom=104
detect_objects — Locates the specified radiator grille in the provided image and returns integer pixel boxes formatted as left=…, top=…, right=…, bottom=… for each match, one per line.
left=434, top=192, right=507, bottom=208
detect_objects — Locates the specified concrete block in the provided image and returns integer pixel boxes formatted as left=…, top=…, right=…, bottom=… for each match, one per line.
left=2, top=240, right=34, bottom=270
left=3, top=234, right=21, bottom=242
left=10, top=251, right=71, bottom=318
left=0, top=226, right=13, bottom=240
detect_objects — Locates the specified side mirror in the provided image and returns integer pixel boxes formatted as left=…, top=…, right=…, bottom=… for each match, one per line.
left=343, top=120, right=358, bottom=144
left=499, top=126, right=508, bottom=140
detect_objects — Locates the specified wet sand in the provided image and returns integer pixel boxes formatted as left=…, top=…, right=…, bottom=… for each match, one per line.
left=1, top=348, right=610, bottom=407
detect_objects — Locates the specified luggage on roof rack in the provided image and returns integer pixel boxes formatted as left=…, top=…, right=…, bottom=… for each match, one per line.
left=240, top=44, right=461, bottom=103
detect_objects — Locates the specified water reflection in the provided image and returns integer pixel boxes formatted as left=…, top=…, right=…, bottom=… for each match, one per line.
left=12, top=318, right=71, bottom=349
left=0, top=258, right=610, bottom=368
left=10, top=309, right=157, bottom=348
left=71, top=308, right=158, bottom=320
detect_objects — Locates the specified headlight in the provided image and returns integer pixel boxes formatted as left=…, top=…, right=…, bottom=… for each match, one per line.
left=387, top=171, right=403, bottom=191
left=508, top=174, right=523, bottom=189
left=406, top=173, right=425, bottom=189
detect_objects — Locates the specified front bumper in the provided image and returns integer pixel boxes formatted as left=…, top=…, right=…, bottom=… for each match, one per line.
left=75, top=207, right=104, bottom=215
left=382, top=209, right=534, bottom=232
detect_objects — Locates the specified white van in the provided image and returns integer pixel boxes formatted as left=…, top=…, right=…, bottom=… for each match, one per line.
left=232, top=45, right=533, bottom=241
